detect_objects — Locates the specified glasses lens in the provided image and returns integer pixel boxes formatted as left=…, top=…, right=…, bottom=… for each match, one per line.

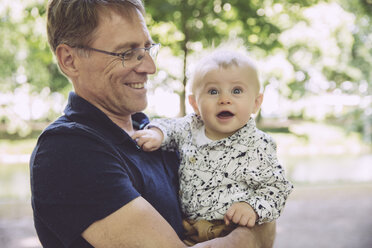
left=122, top=44, right=160, bottom=67
left=149, top=44, right=160, bottom=59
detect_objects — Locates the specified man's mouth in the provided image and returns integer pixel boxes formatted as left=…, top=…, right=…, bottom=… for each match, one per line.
left=217, top=111, right=234, bottom=118
left=124, top=83, right=146, bottom=89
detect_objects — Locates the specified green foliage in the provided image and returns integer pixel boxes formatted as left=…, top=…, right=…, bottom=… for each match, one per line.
left=146, top=0, right=287, bottom=54
left=0, top=0, right=370, bottom=142
left=0, top=12, right=21, bottom=92
left=0, top=0, right=70, bottom=94
left=145, top=0, right=326, bottom=115
left=0, top=0, right=70, bottom=137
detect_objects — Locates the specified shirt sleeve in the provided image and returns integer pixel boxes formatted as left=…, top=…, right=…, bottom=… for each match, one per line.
left=244, top=133, right=294, bottom=224
left=148, top=115, right=191, bottom=152
left=31, top=128, right=140, bottom=247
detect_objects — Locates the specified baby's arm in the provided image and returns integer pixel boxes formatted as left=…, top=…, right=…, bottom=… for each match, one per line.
left=133, top=115, right=193, bottom=152
left=244, top=134, right=293, bottom=224
left=224, top=202, right=258, bottom=228
left=131, top=127, right=164, bottom=152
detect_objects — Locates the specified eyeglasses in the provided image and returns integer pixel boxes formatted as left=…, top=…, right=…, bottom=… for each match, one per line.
left=76, top=43, right=160, bottom=67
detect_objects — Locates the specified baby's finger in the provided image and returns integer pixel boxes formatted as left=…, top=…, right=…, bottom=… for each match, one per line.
left=225, top=207, right=235, bottom=221
left=224, top=215, right=230, bottom=226
left=142, top=142, right=157, bottom=152
left=239, top=215, right=249, bottom=227
left=131, top=133, right=141, bottom=140
left=232, top=212, right=242, bottom=224
left=131, top=130, right=147, bottom=140
left=135, top=138, right=146, bottom=147
left=247, top=216, right=256, bottom=227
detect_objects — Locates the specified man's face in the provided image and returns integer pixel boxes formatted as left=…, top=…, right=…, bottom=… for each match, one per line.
left=74, top=8, right=156, bottom=117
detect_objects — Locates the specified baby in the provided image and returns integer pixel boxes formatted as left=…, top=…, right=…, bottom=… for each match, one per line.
left=132, top=50, right=293, bottom=244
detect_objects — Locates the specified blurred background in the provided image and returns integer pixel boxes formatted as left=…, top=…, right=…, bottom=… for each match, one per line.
left=0, top=0, right=371, bottom=247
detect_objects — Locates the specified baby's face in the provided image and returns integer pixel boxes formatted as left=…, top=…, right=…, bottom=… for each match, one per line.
left=190, top=66, right=262, bottom=140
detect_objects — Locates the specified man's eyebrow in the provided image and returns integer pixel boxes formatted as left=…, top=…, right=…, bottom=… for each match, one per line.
left=113, top=40, right=153, bottom=52
left=113, top=42, right=138, bottom=52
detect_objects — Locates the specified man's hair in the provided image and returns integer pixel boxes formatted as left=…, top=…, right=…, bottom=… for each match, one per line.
left=47, top=0, right=145, bottom=53
left=189, top=50, right=261, bottom=95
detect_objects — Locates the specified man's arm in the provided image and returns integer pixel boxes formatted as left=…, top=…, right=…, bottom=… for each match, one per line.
left=194, top=222, right=276, bottom=248
left=228, top=222, right=276, bottom=248
left=82, top=196, right=276, bottom=248
left=82, top=196, right=275, bottom=248
left=82, top=196, right=187, bottom=248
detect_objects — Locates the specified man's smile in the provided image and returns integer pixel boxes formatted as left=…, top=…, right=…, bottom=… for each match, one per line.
left=124, top=82, right=146, bottom=89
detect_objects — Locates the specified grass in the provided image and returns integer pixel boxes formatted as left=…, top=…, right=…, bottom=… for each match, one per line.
left=270, top=121, right=371, bottom=158
left=0, top=138, right=37, bottom=155
left=0, top=163, right=30, bottom=200
left=0, top=139, right=35, bottom=200
left=0, top=121, right=370, bottom=200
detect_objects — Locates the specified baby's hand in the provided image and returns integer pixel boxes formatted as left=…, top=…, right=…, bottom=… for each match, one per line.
left=224, top=202, right=258, bottom=228
left=131, top=128, right=163, bottom=152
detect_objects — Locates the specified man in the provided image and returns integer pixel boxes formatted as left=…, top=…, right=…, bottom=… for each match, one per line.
left=30, top=0, right=276, bottom=247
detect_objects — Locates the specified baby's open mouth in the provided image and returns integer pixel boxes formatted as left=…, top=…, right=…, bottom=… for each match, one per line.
left=217, top=111, right=234, bottom=118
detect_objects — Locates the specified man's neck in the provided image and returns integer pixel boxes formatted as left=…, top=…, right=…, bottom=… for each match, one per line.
left=72, top=91, right=136, bottom=135
left=108, top=113, right=135, bottom=135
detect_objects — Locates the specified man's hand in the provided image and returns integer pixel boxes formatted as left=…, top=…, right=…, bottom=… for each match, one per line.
left=191, top=222, right=276, bottom=248
left=131, top=127, right=163, bottom=151
left=224, top=202, right=258, bottom=228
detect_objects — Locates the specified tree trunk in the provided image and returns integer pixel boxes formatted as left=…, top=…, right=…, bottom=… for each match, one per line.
left=179, top=5, right=189, bottom=117
left=179, top=47, right=188, bottom=117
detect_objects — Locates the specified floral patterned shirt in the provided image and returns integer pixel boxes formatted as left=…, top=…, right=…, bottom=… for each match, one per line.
left=150, top=113, right=293, bottom=224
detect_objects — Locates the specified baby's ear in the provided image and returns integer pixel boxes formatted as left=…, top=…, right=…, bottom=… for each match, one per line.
left=188, top=95, right=200, bottom=116
left=253, top=93, right=263, bottom=114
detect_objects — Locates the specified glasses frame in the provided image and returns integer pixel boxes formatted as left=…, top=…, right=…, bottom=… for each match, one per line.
left=75, top=43, right=160, bottom=67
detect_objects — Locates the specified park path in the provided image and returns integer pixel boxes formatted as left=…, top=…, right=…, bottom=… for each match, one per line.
left=0, top=182, right=372, bottom=248
left=275, top=183, right=372, bottom=248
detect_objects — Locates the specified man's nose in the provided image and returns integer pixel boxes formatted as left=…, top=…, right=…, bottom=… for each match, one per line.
left=135, top=52, right=156, bottom=74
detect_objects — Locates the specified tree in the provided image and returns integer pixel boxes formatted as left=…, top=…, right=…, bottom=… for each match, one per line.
left=336, top=0, right=372, bottom=142
left=145, top=0, right=323, bottom=116
left=0, top=0, right=370, bottom=140
left=0, top=0, right=70, bottom=136
left=0, top=0, right=70, bottom=94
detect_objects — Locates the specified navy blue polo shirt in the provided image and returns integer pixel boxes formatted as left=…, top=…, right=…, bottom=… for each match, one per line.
left=30, top=92, right=183, bottom=247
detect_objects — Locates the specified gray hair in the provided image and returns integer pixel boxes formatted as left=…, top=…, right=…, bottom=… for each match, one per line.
left=47, top=0, right=145, bottom=53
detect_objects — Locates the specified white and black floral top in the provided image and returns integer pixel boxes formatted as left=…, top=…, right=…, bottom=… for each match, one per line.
left=150, top=113, right=293, bottom=224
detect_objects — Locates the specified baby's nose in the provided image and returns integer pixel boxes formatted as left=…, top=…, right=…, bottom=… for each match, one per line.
left=218, top=96, right=231, bottom=105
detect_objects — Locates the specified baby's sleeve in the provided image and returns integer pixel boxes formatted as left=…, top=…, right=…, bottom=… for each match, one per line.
left=149, top=116, right=191, bottom=152
left=246, top=134, right=294, bottom=224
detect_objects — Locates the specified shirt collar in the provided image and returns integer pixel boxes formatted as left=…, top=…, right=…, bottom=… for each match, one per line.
left=219, top=118, right=256, bottom=146
left=64, top=92, right=149, bottom=144
left=192, top=114, right=257, bottom=147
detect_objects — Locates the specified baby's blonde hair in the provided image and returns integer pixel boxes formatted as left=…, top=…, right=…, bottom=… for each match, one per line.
left=189, top=50, right=261, bottom=95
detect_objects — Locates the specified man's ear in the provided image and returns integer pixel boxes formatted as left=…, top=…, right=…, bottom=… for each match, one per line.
left=188, top=95, right=200, bottom=116
left=55, top=44, right=79, bottom=78
left=253, top=93, right=263, bottom=114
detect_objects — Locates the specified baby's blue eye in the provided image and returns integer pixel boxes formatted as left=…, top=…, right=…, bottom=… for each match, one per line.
left=208, top=89, right=218, bottom=95
left=232, top=88, right=242, bottom=94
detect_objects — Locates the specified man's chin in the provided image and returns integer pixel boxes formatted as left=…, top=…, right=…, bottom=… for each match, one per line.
left=134, top=101, right=147, bottom=113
